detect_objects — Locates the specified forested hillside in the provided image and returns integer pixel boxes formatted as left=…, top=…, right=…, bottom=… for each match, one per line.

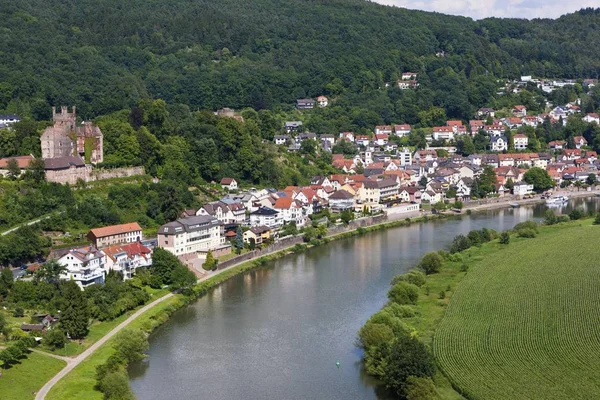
left=1, top=0, right=599, bottom=120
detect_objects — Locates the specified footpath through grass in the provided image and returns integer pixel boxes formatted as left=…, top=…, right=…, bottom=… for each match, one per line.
left=0, top=352, right=66, bottom=400
left=435, top=220, right=600, bottom=399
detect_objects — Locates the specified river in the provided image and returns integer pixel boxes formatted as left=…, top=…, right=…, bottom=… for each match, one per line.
left=129, top=198, right=600, bottom=400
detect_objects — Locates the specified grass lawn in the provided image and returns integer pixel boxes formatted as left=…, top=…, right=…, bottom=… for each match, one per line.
left=0, top=352, right=66, bottom=400
left=46, top=295, right=185, bottom=400
left=435, top=220, right=600, bottom=399
left=43, top=288, right=169, bottom=356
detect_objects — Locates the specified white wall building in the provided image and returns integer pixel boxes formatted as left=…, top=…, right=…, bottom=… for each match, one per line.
left=58, top=247, right=106, bottom=289
left=158, top=215, right=225, bottom=257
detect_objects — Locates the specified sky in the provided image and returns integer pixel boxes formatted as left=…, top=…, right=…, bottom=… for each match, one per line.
left=373, top=0, right=599, bottom=20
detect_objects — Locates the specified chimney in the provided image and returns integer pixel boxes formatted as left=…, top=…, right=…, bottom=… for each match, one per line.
left=61, top=106, right=67, bottom=115
left=72, top=106, right=76, bottom=117
left=52, top=106, right=56, bottom=119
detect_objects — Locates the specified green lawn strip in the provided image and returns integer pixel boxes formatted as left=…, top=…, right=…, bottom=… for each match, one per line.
left=434, top=220, right=600, bottom=399
left=0, top=351, right=66, bottom=400
left=46, top=294, right=186, bottom=400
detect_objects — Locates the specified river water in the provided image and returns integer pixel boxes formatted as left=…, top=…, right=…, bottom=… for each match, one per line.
left=129, top=198, right=600, bottom=400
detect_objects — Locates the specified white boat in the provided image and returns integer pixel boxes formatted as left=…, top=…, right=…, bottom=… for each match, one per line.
left=545, top=195, right=569, bottom=206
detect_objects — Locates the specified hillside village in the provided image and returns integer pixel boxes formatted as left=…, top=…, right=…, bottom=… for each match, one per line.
left=3, top=75, right=600, bottom=300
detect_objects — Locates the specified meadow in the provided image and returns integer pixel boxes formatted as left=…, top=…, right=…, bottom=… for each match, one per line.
left=435, top=221, right=600, bottom=399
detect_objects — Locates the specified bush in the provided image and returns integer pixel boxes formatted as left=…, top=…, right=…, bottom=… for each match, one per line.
left=358, top=322, right=395, bottom=348
left=569, top=208, right=585, bottom=220
left=438, top=290, right=446, bottom=299
left=460, top=263, right=469, bottom=272
left=13, top=307, right=24, bottom=317
left=594, top=212, right=600, bottom=225
left=392, top=270, right=426, bottom=287
left=44, top=328, right=67, bottom=350
left=417, top=252, right=443, bottom=275
left=543, top=209, right=558, bottom=225
left=405, top=376, right=437, bottom=400
left=384, top=303, right=419, bottom=318
left=467, top=230, right=482, bottom=247
left=450, top=234, right=471, bottom=253
left=499, top=231, right=510, bottom=244
left=388, top=281, right=420, bottom=305
left=513, top=220, right=538, bottom=233
left=517, top=228, right=537, bottom=238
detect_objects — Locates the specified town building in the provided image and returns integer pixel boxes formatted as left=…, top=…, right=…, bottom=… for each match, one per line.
left=87, top=222, right=143, bottom=248
left=0, top=114, right=20, bottom=128
left=316, top=96, right=329, bottom=107
left=328, top=189, right=355, bottom=212
left=41, top=106, right=103, bottom=164
left=243, top=226, right=272, bottom=245
left=43, top=156, right=89, bottom=184
left=296, top=98, right=315, bottom=110
left=103, top=242, right=152, bottom=280
left=158, top=215, right=225, bottom=257
left=58, top=246, right=106, bottom=289
left=249, top=207, right=282, bottom=228
left=513, top=134, right=529, bottom=150
left=220, top=177, right=238, bottom=191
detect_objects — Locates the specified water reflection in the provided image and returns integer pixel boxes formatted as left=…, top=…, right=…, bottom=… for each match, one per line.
left=129, top=198, right=600, bottom=400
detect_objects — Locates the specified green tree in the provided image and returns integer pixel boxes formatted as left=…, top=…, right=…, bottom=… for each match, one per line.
left=586, top=173, right=596, bottom=186
left=300, top=139, right=317, bottom=155
left=113, top=329, right=149, bottom=364
left=594, top=212, right=600, bottom=225
left=97, top=368, right=135, bottom=400
left=340, top=209, right=354, bottom=225
left=358, top=322, right=394, bottom=349
left=6, top=158, right=20, bottom=180
left=499, top=231, right=510, bottom=245
left=383, top=335, right=436, bottom=396
left=44, top=328, right=67, bottom=350
left=60, top=281, right=90, bottom=339
left=35, top=260, right=67, bottom=288
left=417, top=252, right=442, bottom=275
left=523, top=167, right=555, bottom=192
left=234, top=226, right=244, bottom=254
left=203, top=250, right=218, bottom=271
left=150, top=248, right=181, bottom=285
left=450, top=234, right=471, bottom=253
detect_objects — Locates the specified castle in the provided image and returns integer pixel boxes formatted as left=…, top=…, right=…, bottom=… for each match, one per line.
left=41, top=106, right=103, bottom=164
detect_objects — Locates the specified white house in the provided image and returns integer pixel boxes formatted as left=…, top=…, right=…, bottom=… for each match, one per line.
left=58, top=247, right=106, bottom=289
left=513, top=181, right=534, bottom=196
left=490, top=136, right=508, bottom=152
left=573, top=136, right=588, bottom=149
left=432, top=126, right=454, bottom=141
left=273, top=197, right=306, bottom=227
left=103, top=242, right=152, bottom=280
left=0, top=114, right=20, bottom=127
left=249, top=207, right=283, bottom=229
left=274, top=135, right=290, bottom=145
left=583, top=113, right=600, bottom=124
left=394, top=124, right=411, bottom=137
left=513, top=133, right=529, bottom=150
left=316, top=96, right=329, bottom=107
left=484, top=125, right=504, bottom=137
left=220, top=177, right=238, bottom=191
left=328, top=190, right=355, bottom=212
left=398, top=148, right=412, bottom=166
left=375, top=125, right=393, bottom=135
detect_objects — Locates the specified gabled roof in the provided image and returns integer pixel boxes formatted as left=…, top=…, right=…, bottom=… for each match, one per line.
left=0, top=155, right=35, bottom=169
left=43, top=156, right=86, bottom=170
left=220, top=177, right=236, bottom=185
left=89, top=222, right=142, bottom=239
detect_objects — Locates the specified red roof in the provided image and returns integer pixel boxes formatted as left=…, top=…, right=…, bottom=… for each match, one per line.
left=89, top=222, right=142, bottom=239
left=446, top=120, right=463, bottom=126
left=0, top=155, right=35, bottom=169
left=514, top=105, right=526, bottom=111
left=394, top=124, right=411, bottom=131
left=220, top=177, right=235, bottom=185
left=433, top=126, right=453, bottom=132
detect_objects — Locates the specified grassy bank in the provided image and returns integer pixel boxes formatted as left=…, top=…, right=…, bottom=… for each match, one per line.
left=435, top=219, right=600, bottom=399
left=0, top=352, right=66, bottom=400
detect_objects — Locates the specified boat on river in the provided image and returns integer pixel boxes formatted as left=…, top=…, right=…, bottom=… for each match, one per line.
left=545, top=195, right=569, bottom=206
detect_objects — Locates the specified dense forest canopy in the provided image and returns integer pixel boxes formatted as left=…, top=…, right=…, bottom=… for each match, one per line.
left=1, top=0, right=600, bottom=120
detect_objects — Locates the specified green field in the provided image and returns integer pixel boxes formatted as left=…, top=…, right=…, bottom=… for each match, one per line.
left=0, top=352, right=66, bottom=400
left=435, top=221, right=600, bottom=399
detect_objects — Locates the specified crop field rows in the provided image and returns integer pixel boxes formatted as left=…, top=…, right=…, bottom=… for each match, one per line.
left=434, top=223, right=600, bottom=399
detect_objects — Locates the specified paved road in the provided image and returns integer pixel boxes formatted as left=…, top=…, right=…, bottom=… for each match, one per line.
left=35, top=292, right=174, bottom=400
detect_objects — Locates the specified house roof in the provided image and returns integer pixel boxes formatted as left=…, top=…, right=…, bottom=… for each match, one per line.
left=43, top=156, right=86, bottom=170
left=158, top=215, right=221, bottom=235
left=446, top=120, right=463, bottom=126
left=103, top=242, right=151, bottom=262
left=250, top=207, right=279, bottom=216
left=220, top=177, right=236, bottom=185
left=329, top=189, right=354, bottom=200
left=0, top=154, right=35, bottom=169
left=89, top=222, right=142, bottom=239
left=363, top=178, right=398, bottom=189
left=250, top=225, right=271, bottom=234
